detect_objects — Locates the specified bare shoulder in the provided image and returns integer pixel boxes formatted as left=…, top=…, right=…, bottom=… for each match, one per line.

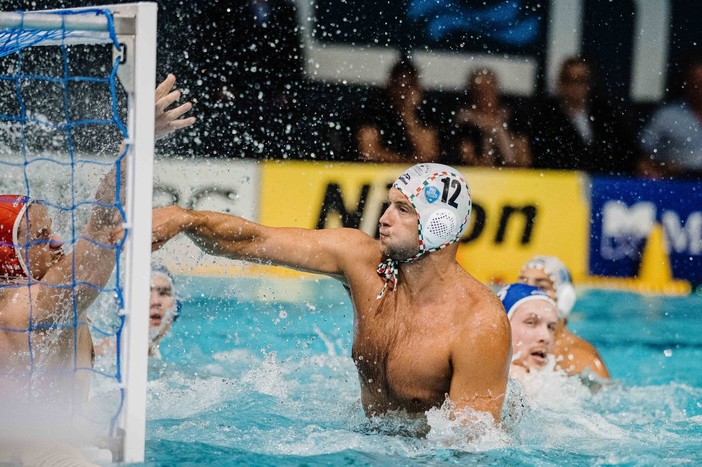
left=452, top=271, right=510, bottom=339
left=566, top=331, right=602, bottom=358
left=334, top=227, right=378, bottom=245
left=456, top=271, right=506, bottom=318
left=556, top=327, right=609, bottom=377
left=290, top=225, right=376, bottom=250
left=447, top=270, right=511, bottom=398
left=0, top=287, right=28, bottom=328
left=332, top=229, right=386, bottom=295
left=560, top=328, right=598, bottom=354
left=333, top=228, right=383, bottom=267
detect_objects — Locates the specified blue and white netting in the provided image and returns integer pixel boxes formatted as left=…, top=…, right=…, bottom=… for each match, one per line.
left=0, top=8, right=129, bottom=439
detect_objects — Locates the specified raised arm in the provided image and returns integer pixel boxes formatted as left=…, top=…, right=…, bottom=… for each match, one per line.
left=34, top=75, right=195, bottom=320
left=402, top=118, right=439, bottom=163
left=357, top=126, right=408, bottom=163
left=448, top=302, right=511, bottom=423
left=32, top=161, right=124, bottom=322
left=152, top=205, right=377, bottom=280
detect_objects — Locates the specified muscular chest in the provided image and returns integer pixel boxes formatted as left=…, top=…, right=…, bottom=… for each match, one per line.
left=351, top=300, right=453, bottom=412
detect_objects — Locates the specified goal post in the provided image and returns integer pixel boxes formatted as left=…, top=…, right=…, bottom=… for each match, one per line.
left=0, top=3, right=156, bottom=463
left=113, top=4, right=156, bottom=463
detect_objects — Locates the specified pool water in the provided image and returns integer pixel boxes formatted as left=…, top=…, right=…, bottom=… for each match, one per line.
left=142, top=276, right=702, bottom=465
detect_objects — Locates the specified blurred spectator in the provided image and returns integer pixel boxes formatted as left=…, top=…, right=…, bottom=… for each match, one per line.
left=524, top=57, right=637, bottom=174
left=196, top=0, right=304, bottom=158
left=639, top=54, right=702, bottom=179
left=356, top=59, right=439, bottom=163
left=446, top=68, right=531, bottom=168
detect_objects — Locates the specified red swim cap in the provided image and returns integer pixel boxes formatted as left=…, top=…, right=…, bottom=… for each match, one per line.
left=0, top=194, right=30, bottom=279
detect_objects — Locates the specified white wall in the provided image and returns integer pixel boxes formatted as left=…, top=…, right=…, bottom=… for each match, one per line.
left=0, top=153, right=261, bottom=276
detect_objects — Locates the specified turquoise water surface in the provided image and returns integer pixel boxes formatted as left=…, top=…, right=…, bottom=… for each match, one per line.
left=142, top=276, right=702, bottom=465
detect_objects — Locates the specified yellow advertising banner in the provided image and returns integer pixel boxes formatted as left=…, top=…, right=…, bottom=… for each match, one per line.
left=259, top=161, right=590, bottom=285
left=454, top=168, right=589, bottom=285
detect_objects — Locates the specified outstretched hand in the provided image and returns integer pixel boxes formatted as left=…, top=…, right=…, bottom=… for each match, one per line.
left=154, top=74, right=196, bottom=141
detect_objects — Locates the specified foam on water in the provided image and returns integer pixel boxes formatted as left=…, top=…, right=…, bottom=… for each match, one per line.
left=139, top=348, right=701, bottom=464
left=97, top=277, right=702, bottom=463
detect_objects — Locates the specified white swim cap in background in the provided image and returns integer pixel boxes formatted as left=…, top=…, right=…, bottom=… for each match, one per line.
left=393, top=163, right=472, bottom=253
left=521, top=255, right=576, bottom=319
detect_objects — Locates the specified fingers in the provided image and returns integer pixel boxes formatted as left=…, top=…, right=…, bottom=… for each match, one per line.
left=155, top=114, right=196, bottom=140
left=154, top=73, right=176, bottom=102
left=155, top=89, right=183, bottom=114
left=163, top=101, right=194, bottom=123
left=167, top=116, right=197, bottom=133
left=154, top=74, right=196, bottom=140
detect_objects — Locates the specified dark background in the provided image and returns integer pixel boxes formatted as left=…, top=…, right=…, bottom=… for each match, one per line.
left=2, top=0, right=702, bottom=162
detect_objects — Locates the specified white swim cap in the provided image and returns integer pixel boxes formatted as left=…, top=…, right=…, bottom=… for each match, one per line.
left=520, top=256, right=576, bottom=319
left=393, top=163, right=472, bottom=253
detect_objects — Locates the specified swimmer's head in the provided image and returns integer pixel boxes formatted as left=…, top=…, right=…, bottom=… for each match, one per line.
left=1, top=195, right=65, bottom=281
left=519, top=256, right=576, bottom=320
left=392, top=163, right=471, bottom=256
left=498, top=283, right=558, bottom=369
left=149, top=265, right=180, bottom=343
left=0, top=195, right=30, bottom=279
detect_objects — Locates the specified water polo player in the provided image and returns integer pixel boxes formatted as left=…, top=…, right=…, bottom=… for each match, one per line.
left=518, top=256, right=610, bottom=379
left=498, top=283, right=558, bottom=380
left=152, top=163, right=511, bottom=423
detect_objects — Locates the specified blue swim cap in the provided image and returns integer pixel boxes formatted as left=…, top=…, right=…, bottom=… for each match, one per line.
left=497, top=283, right=556, bottom=319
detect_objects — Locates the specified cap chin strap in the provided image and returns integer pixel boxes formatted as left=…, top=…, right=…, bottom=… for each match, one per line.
left=12, top=201, right=31, bottom=278
left=376, top=248, right=427, bottom=299
left=556, top=283, right=576, bottom=319
left=376, top=236, right=459, bottom=299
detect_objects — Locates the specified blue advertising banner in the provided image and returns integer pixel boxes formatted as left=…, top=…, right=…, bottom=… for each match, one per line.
left=313, top=0, right=547, bottom=55
left=590, top=177, right=702, bottom=285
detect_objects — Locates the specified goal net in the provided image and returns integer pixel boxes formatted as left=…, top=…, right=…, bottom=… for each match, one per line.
left=0, top=3, right=155, bottom=463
